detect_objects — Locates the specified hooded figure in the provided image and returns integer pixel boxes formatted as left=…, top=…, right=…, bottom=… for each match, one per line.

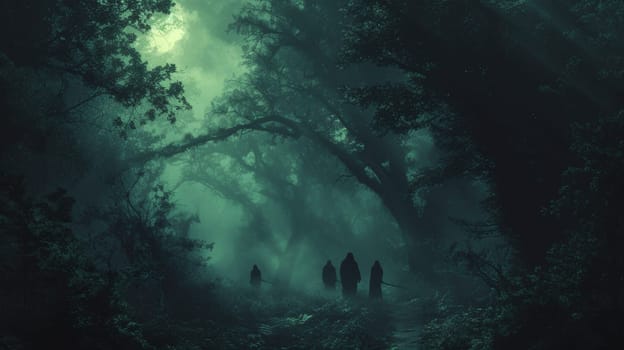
left=369, top=260, right=383, bottom=299
left=339, top=252, right=361, bottom=297
left=250, top=264, right=261, bottom=288
left=322, top=260, right=337, bottom=289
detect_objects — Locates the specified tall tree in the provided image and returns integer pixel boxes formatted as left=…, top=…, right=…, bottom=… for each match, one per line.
left=342, top=0, right=624, bottom=266
left=141, top=0, right=458, bottom=280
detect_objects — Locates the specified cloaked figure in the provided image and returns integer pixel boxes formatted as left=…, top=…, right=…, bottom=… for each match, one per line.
left=339, top=252, right=361, bottom=297
left=250, top=264, right=261, bottom=288
left=322, top=260, right=337, bottom=290
left=369, top=260, right=383, bottom=299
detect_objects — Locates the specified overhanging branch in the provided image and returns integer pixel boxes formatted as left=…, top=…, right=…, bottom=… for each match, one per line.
left=128, top=115, right=301, bottom=164
left=130, top=112, right=383, bottom=196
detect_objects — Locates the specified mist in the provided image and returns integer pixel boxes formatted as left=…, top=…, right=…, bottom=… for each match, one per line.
left=2, top=0, right=623, bottom=349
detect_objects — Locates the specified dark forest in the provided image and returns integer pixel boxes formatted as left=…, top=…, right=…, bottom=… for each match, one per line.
left=1, top=1, right=623, bottom=349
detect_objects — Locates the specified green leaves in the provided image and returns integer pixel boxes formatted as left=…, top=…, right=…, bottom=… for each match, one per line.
left=1, top=0, right=191, bottom=131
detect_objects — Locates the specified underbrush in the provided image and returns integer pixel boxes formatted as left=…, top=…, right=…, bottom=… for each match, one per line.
left=0, top=177, right=395, bottom=349
left=188, top=289, right=394, bottom=350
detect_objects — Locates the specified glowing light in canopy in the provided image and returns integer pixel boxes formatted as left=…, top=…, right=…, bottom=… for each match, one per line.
left=147, top=4, right=187, bottom=54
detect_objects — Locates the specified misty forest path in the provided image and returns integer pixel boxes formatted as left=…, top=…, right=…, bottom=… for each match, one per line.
left=388, top=301, right=423, bottom=350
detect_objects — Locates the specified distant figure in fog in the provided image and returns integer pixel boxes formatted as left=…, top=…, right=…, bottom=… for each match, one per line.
left=369, top=260, right=383, bottom=299
left=322, top=260, right=337, bottom=290
left=340, top=252, right=361, bottom=297
left=250, top=264, right=261, bottom=288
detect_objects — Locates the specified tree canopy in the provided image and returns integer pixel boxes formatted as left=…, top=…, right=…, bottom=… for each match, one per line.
left=2, top=1, right=624, bottom=349
left=0, top=0, right=190, bottom=131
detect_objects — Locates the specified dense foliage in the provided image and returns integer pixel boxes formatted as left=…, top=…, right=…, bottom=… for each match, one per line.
left=0, top=0, right=190, bottom=140
left=342, top=0, right=624, bottom=348
left=2, top=0, right=623, bottom=349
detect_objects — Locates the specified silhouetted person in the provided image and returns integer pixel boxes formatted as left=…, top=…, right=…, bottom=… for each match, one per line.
left=250, top=264, right=261, bottom=288
left=340, top=252, right=361, bottom=297
left=369, top=260, right=383, bottom=299
left=322, top=260, right=337, bottom=290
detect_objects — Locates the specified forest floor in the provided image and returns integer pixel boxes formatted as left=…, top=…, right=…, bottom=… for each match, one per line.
left=390, top=303, right=423, bottom=349
left=178, top=287, right=428, bottom=350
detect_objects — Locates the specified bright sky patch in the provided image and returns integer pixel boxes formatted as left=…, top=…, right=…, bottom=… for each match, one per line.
left=147, top=4, right=187, bottom=54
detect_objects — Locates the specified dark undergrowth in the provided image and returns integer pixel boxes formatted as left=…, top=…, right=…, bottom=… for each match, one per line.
left=160, top=288, right=395, bottom=350
left=0, top=176, right=395, bottom=350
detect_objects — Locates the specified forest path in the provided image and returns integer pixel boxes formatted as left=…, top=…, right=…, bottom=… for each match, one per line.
left=388, top=301, right=423, bottom=349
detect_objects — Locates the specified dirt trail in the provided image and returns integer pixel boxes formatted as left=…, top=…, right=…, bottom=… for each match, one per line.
left=389, top=301, right=423, bottom=349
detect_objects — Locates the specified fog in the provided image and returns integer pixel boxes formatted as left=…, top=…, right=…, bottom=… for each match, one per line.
left=122, top=0, right=491, bottom=297
left=11, top=0, right=618, bottom=348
